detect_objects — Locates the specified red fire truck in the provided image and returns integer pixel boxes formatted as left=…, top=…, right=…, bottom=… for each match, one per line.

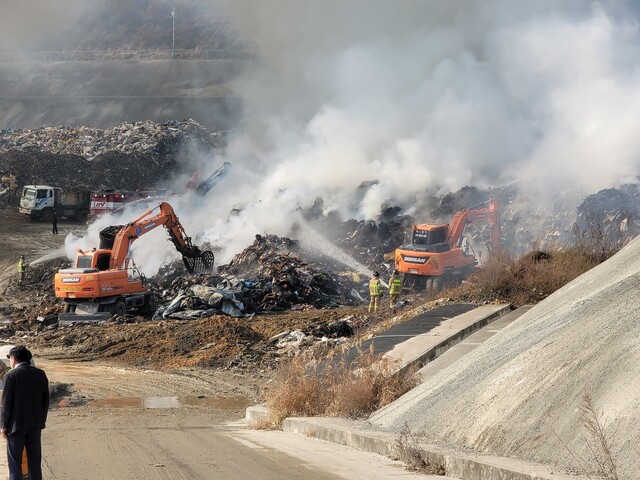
left=89, top=189, right=163, bottom=220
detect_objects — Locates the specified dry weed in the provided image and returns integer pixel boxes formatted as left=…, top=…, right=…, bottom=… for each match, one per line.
left=259, top=347, right=418, bottom=428
left=395, top=423, right=445, bottom=475
left=457, top=247, right=603, bottom=306
left=579, top=394, right=619, bottom=480
left=553, top=393, right=619, bottom=480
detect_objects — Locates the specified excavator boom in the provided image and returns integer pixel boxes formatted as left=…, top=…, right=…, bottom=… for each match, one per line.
left=444, top=197, right=500, bottom=251
left=109, top=202, right=214, bottom=273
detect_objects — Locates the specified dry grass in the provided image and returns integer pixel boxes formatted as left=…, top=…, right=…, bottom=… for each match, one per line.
left=394, top=423, right=446, bottom=475
left=456, top=247, right=605, bottom=306
left=259, top=347, right=419, bottom=428
left=579, top=394, right=619, bottom=480
left=554, top=393, right=619, bottom=480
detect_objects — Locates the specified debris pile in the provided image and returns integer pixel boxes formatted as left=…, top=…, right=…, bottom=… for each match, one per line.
left=572, top=185, right=640, bottom=249
left=217, top=234, right=364, bottom=311
left=0, top=119, right=223, bottom=160
left=331, top=214, right=411, bottom=274
left=152, top=234, right=366, bottom=320
left=302, top=199, right=414, bottom=276
left=0, top=120, right=228, bottom=190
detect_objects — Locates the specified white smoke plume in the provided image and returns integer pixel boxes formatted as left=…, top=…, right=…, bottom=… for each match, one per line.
left=57, top=0, right=640, bottom=273
left=178, top=0, right=640, bottom=265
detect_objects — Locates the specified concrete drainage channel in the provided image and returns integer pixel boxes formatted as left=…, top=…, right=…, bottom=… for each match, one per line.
left=246, top=305, right=588, bottom=480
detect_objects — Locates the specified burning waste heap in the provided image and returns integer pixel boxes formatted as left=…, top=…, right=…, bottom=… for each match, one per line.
left=146, top=182, right=640, bottom=321
left=152, top=234, right=366, bottom=319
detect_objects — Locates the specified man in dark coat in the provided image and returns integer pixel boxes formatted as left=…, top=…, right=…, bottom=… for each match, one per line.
left=51, top=210, right=58, bottom=235
left=0, top=346, right=49, bottom=480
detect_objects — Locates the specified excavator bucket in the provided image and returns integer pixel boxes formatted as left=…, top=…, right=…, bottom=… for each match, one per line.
left=183, top=250, right=215, bottom=275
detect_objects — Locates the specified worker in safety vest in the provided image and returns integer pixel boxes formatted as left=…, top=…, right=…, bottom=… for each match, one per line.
left=17, top=255, right=27, bottom=286
left=369, top=271, right=383, bottom=312
left=388, top=270, right=403, bottom=312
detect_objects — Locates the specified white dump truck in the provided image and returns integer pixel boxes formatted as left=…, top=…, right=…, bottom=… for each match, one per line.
left=19, top=185, right=91, bottom=221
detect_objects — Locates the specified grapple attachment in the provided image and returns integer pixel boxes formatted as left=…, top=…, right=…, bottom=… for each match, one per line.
left=183, top=250, right=215, bottom=275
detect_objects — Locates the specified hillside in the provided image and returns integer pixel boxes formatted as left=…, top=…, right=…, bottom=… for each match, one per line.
left=371, top=234, right=640, bottom=477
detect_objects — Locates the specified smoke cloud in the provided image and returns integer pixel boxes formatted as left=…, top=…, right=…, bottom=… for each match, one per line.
left=176, top=0, right=640, bottom=266
left=55, top=1, right=640, bottom=272
left=0, top=1, right=100, bottom=52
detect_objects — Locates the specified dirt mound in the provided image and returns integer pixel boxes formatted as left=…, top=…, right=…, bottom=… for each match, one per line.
left=26, top=306, right=370, bottom=370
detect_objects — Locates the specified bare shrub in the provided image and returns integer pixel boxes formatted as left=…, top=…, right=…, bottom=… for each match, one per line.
left=395, top=423, right=445, bottom=475
left=579, top=394, right=619, bottom=480
left=553, top=393, right=619, bottom=480
left=259, top=347, right=419, bottom=428
left=572, top=223, right=625, bottom=264
left=457, top=247, right=601, bottom=306
left=262, top=351, right=332, bottom=426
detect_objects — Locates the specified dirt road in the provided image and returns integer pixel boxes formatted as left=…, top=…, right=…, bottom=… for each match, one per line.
left=0, top=209, right=84, bottom=298
left=0, top=359, right=432, bottom=480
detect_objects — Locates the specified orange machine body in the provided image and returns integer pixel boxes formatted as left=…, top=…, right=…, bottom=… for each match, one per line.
left=54, top=202, right=213, bottom=322
left=394, top=198, right=500, bottom=289
left=55, top=249, right=147, bottom=300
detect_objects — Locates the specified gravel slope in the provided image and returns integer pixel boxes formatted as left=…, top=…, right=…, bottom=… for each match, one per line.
left=370, top=236, right=640, bottom=478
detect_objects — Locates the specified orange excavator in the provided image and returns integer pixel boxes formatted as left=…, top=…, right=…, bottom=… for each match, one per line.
left=55, top=202, right=214, bottom=323
left=394, top=198, right=500, bottom=292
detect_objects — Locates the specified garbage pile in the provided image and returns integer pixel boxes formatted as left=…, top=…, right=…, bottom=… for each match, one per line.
left=572, top=185, right=640, bottom=250
left=0, top=119, right=224, bottom=160
left=152, top=234, right=366, bottom=319
left=0, top=121, right=227, bottom=191
left=327, top=215, right=412, bottom=275
left=301, top=199, right=414, bottom=277
left=269, top=316, right=358, bottom=356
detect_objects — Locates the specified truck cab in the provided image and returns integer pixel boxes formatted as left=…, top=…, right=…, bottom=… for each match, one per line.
left=19, top=185, right=90, bottom=221
left=19, top=185, right=58, bottom=220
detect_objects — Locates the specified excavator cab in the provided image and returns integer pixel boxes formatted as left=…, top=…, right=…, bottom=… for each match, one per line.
left=409, top=224, right=450, bottom=253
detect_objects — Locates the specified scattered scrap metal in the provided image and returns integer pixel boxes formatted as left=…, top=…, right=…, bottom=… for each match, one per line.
left=152, top=234, right=367, bottom=320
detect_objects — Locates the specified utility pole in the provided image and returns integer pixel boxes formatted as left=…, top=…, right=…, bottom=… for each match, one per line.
left=171, top=6, right=176, bottom=59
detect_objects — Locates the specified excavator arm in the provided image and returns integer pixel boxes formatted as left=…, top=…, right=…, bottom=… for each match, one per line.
left=109, top=202, right=213, bottom=273
left=444, top=198, right=501, bottom=251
